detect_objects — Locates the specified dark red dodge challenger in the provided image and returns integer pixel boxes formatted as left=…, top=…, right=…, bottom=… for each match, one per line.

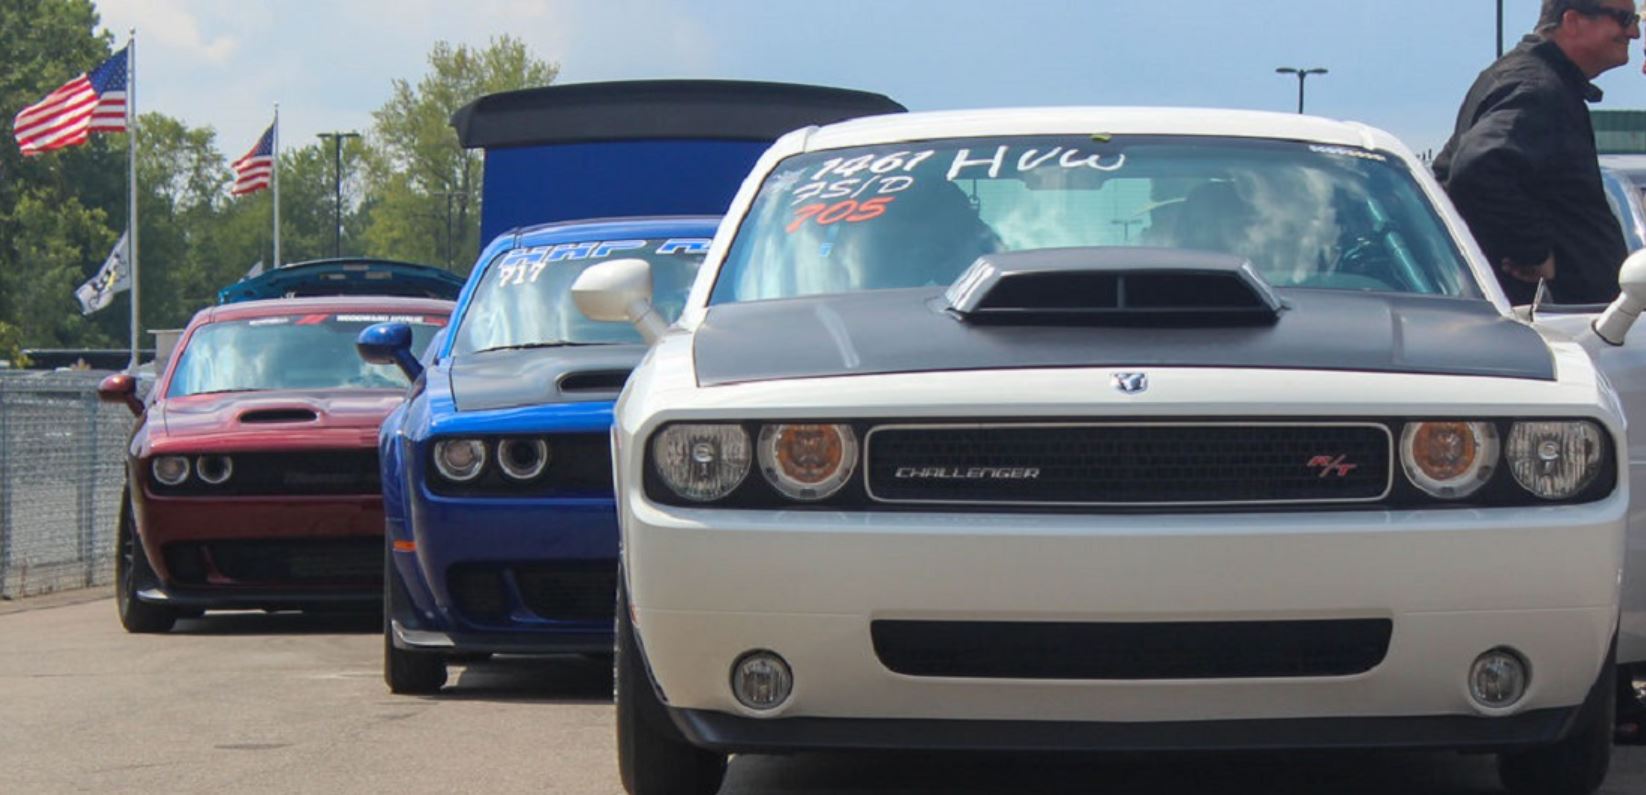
left=99, top=295, right=452, bottom=632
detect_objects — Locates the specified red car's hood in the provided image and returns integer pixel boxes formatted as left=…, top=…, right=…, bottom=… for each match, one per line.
left=151, top=389, right=401, bottom=453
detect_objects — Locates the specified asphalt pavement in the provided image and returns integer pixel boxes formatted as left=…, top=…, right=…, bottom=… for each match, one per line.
left=0, top=593, right=1641, bottom=794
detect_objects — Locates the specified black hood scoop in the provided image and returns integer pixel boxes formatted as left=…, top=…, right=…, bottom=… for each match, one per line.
left=450, top=345, right=646, bottom=411
left=945, top=248, right=1284, bottom=326
left=238, top=408, right=318, bottom=424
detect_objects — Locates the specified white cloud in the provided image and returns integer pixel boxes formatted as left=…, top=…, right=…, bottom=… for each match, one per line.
left=97, top=0, right=239, bottom=63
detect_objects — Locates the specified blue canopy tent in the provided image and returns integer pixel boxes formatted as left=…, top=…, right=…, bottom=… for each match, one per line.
left=449, top=80, right=907, bottom=242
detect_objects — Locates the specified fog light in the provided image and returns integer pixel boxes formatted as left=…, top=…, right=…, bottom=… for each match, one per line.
left=731, top=651, right=793, bottom=711
left=1469, top=649, right=1529, bottom=709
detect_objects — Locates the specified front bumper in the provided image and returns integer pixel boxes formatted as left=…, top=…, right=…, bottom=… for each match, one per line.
left=625, top=495, right=1625, bottom=744
left=137, top=493, right=383, bottom=594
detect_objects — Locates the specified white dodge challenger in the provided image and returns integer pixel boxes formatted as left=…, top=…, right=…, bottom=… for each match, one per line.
left=573, top=108, right=1646, bottom=795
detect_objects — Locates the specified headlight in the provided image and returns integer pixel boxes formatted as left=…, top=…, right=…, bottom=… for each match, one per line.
left=651, top=424, right=751, bottom=502
left=498, top=438, right=550, bottom=481
left=1505, top=421, right=1605, bottom=500
left=196, top=455, right=233, bottom=485
left=1400, top=421, right=1498, bottom=499
left=757, top=423, right=857, bottom=501
left=433, top=438, right=487, bottom=482
left=151, top=455, right=190, bottom=486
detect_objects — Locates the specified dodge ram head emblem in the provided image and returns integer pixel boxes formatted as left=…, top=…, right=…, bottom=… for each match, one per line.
left=1112, top=372, right=1148, bottom=395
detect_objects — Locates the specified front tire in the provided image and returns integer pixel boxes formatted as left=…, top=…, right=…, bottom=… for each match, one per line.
left=115, top=496, right=176, bottom=634
left=616, top=583, right=726, bottom=795
left=1497, top=654, right=1614, bottom=795
left=383, top=543, right=446, bottom=694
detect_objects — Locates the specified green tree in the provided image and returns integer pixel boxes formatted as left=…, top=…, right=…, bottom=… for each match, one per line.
left=0, top=0, right=125, bottom=349
left=361, top=36, right=557, bottom=273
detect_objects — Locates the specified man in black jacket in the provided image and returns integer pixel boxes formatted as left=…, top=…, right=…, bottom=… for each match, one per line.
left=1434, top=0, right=1639, bottom=305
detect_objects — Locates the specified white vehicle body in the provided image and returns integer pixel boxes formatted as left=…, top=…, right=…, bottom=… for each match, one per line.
left=591, top=108, right=1637, bottom=794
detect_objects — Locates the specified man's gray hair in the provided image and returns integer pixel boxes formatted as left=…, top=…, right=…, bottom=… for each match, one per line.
left=1539, top=0, right=1623, bottom=33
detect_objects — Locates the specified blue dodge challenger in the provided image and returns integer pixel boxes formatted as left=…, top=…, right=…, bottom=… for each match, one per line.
left=359, top=216, right=715, bottom=692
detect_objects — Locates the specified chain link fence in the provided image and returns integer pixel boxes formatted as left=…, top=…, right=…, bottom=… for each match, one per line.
left=0, top=370, right=135, bottom=600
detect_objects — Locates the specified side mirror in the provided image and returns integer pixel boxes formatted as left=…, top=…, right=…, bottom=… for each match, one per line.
left=356, top=322, right=422, bottom=380
left=1593, top=250, right=1646, bottom=345
left=571, top=258, right=667, bottom=344
left=97, top=373, right=143, bottom=417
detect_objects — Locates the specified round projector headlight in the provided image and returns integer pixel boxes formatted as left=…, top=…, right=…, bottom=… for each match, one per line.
left=758, top=423, right=857, bottom=501
left=498, top=438, right=550, bottom=481
left=1400, top=421, right=1498, bottom=499
left=433, top=438, right=487, bottom=482
left=651, top=424, right=751, bottom=502
left=1506, top=421, right=1605, bottom=500
left=196, top=455, right=233, bottom=485
left=151, top=455, right=190, bottom=486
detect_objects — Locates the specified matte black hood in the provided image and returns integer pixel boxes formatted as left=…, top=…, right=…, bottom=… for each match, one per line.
left=450, top=346, right=644, bottom=412
left=692, top=288, right=1556, bottom=387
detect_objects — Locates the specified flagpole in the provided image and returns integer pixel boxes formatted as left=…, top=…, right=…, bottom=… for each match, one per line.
left=272, top=103, right=281, bottom=268
left=126, top=30, right=140, bottom=372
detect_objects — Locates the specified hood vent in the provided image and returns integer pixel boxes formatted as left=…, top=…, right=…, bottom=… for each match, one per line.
left=946, top=247, right=1284, bottom=327
left=558, top=370, right=631, bottom=394
left=238, top=408, right=319, bottom=424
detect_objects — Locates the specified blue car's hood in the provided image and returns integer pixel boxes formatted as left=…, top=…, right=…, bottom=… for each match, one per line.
left=448, top=345, right=645, bottom=412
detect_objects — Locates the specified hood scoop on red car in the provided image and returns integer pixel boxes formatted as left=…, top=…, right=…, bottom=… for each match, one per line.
left=238, top=408, right=319, bottom=424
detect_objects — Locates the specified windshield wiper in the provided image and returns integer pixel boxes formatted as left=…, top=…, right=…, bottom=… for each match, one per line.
left=187, top=388, right=259, bottom=396
left=475, top=342, right=610, bottom=353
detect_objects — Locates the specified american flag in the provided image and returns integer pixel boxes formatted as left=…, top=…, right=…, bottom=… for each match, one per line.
left=12, top=47, right=129, bottom=156
left=230, top=123, right=275, bottom=196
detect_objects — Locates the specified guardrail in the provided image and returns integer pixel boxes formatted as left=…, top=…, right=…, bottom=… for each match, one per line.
left=0, top=371, right=134, bottom=599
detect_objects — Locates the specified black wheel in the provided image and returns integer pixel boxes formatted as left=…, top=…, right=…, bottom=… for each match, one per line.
left=1617, top=662, right=1646, bottom=745
left=115, top=496, right=176, bottom=634
left=383, top=542, right=446, bottom=694
left=1498, top=656, right=1614, bottom=795
left=615, top=582, right=726, bottom=795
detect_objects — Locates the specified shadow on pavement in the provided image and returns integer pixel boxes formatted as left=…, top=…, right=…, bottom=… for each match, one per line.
left=169, top=609, right=378, bottom=636
left=432, top=653, right=613, bottom=705
left=724, top=749, right=1503, bottom=794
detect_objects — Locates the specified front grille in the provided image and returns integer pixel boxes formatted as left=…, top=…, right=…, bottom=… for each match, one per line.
left=871, top=619, right=1393, bottom=679
left=165, top=539, right=381, bottom=585
left=866, top=423, right=1390, bottom=506
left=447, top=562, right=616, bottom=624
left=151, top=450, right=379, bottom=496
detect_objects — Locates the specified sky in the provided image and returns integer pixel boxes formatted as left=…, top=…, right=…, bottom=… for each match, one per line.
left=83, top=0, right=1646, bottom=163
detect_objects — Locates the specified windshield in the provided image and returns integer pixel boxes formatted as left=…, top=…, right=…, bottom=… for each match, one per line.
left=451, top=237, right=709, bottom=355
left=166, top=313, right=445, bottom=397
left=713, top=135, right=1477, bottom=303
left=1602, top=169, right=1646, bottom=252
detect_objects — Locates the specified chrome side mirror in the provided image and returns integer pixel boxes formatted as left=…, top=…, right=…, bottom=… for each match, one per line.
left=571, top=258, right=666, bottom=344
left=1594, top=250, right=1646, bottom=345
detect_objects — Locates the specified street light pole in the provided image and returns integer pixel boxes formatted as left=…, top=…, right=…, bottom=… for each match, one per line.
left=1275, top=67, right=1329, bottom=114
left=316, top=131, right=360, bottom=258
left=1497, top=0, right=1504, bottom=58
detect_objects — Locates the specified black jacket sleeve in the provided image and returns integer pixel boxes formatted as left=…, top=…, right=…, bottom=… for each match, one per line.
left=1442, top=82, right=1559, bottom=268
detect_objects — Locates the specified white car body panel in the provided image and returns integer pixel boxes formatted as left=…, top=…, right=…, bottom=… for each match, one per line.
left=615, top=107, right=1633, bottom=742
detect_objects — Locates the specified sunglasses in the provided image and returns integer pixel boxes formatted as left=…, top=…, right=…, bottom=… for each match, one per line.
left=1582, top=5, right=1642, bottom=27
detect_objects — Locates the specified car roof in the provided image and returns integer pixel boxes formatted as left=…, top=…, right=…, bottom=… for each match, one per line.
left=505, top=214, right=722, bottom=248
left=795, top=107, right=1401, bottom=154
left=197, top=295, right=455, bottom=325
